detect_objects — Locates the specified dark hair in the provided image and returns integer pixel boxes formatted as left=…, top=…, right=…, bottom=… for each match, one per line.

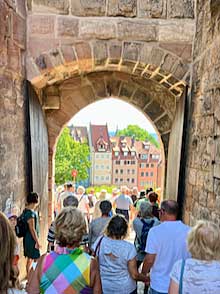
left=63, top=195, right=78, bottom=208
left=146, top=187, right=153, bottom=195
left=100, top=200, right=112, bottom=215
left=27, top=192, right=38, bottom=204
left=148, top=192, right=158, bottom=203
left=161, top=200, right=178, bottom=216
left=106, top=215, right=128, bottom=240
left=0, top=212, right=19, bottom=293
left=140, top=190, right=146, bottom=198
left=67, top=183, right=73, bottom=189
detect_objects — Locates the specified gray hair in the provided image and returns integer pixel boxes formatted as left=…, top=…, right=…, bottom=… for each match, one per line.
left=139, top=201, right=153, bottom=218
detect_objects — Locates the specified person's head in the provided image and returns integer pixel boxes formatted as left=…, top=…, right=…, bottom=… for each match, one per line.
left=7, top=214, right=17, bottom=229
left=89, top=188, right=95, bottom=195
left=77, top=185, right=85, bottom=195
left=0, top=212, right=18, bottom=292
left=63, top=195, right=78, bottom=208
left=120, top=186, right=127, bottom=194
left=112, top=188, right=119, bottom=196
left=132, top=187, right=138, bottom=195
left=146, top=187, right=153, bottom=195
left=99, top=189, right=107, bottom=200
left=139, top=201, right=153, bottom=219
left=105, top=215, right=128, bottom=240
left=100, top=200, right=112, bottom=216
left=159, top=200, right=178, bottom=221
left=188, top=220, right=220, bottom=261
left=55, top=207, right=86, bottom=247
left=139, top=190, right=146, bottom=199
left=26, top=192, right=39, bottom=207
left=67, top=183, right=75, bottom=193
left=148, top=192, right=158, bottom=204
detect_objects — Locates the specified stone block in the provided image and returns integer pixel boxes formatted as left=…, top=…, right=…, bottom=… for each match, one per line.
left=43, top=95, right=60, bottom=110
left=150, top=47, right=165, bottom=67
left=57, top=17, right=79, bottom=38
left=107, top=0, right=137, bottom=17
left=117, top=20, right=157, bottom=41
left=119, top=82, right=135, bottom=98
left=60, top=45, right=77, bottom=63
left=35, top=53, right=53, bottom=70
left=32, top=0, right=69, bottom=14
left=159, top=43, right=192, bottom=62
left=138, top=0, right=166, bottom=18
left=122, top=42, right=143, bottom=62
left=173, top=60, right=188, bottom=80
left=79, top=19, right=116, bottom=40
left=74, top=41, right=92, bottom=60
left=105, top=79, right=121, bottom=96
left=7, top=40, right=21, bottom=73
left=13, top=12, right=26, bottom=48
left=28, top=15, right=55, bottom=37
left=161, top=53, right=177, bottom=73
left=167, top=0, right=194, bottom=18
left=158, top=20, right=195, bottom=43
left=16, top=0, right=26, bottom=17
left=146, top=100, right=165, bottom=121
left=155, top=114, right=172, bottom=134
left=93, top=41, right=108, bottom=66
left=71, top=0, right=106, bottom=16
left=132, top=88, right=151, bottom=108
left=108, top=42, right=122, bottom=64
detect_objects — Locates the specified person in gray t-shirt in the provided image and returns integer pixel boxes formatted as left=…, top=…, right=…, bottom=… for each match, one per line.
left=89, top=200, right=112, bottom=248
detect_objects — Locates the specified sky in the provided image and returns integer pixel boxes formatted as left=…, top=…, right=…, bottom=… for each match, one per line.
left=68, top=98, right=156, bottom=133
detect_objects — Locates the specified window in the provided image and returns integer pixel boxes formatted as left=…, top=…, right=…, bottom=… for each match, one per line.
left=131, top=151, right=135, bottom=156
left=132, top=169, right=135, bottom=175
left=95, top=176, right=99, bottom=180
left=127, top=160, right=130, bottom=165
left=141, top=172, right=144, bottom=177
left=127, top=169, right=130, bottom=174
left=116, top=169, right=118, bottom=174
left=131, top=160, right=135, bottom=164
left=120, top=178, right=123, bottom=182
left=115, top=178, right=118, bottom=183
left=101, top=165, right=104, bottom=169
left=141, top=181, right=145, bottom=186
left=115, top=151, right=119, bottom=157
left=120, top=169, right=123, bottom=174
left=146, top=164, right=149, bottom=168
left=151, top=164, right=154, bottom=168
left=106, top=165, right=110, bottom=169
left=127, top=178, right=130, bottom=182
left=124, top=151, right=128, bottom=156
left=146, top=172, right=149, bottom=177
left=124, top=160, right=127, bottom=164
left=150, top=172, right=153, bottom=177
left=101, top=154, right=104, bottom=159
left=141, top=154, right=148, bottom=160
left=116, top=160, right=120, bottom=165
left=131, top=178, right=135, bottom=183
left=144, top=145, right=150, bottom=150
left=95, top=165, right=99, bottom=169
left=141, top=163, right=145, bottom=168
left=106, top=154, right=109, bottom=159
left=101, top=176, right=104, bottom=181
left=106, top=176, right=109, bottom=180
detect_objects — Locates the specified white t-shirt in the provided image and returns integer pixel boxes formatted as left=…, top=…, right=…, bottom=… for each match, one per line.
left=115, top=194, right=133, bottom=210
left=8, top=289, right=26, bottom=294
left=145, top=221, right=190, bottom=293
left=78, top=194, right=89, bottom=213
left=170, top=258, right=220, bottom=294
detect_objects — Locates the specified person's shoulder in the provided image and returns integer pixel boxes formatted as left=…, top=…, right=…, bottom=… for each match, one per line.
left=133, top=217, right=142, bottom=226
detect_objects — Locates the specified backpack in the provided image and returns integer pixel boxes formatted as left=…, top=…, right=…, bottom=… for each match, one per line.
left=15, top=210, right=28, bottom=238
left=138, top=219, right=155, bottom=252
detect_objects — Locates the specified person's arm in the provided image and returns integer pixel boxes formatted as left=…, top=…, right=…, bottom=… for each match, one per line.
left=169, top=279, right=179, bottom=294
left=27, top=254, right=46, bottom=294
left=89, top=257, right=102, bottom=293
left=27, top=218, right=41, bottom=249
left=128, top=257, right=150, bottom=284
left=142, top=253, right=156, bottom=275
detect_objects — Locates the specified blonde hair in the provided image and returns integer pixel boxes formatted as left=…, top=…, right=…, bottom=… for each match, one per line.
left=55, top=207, right=86, bottom=247
left=0, top=212, right=18, bottom=293
left=77, top=186, right=85, bottom=195
left=99, top=189, right=107, bottom=200
left=188, top=220, right=220, bottom=261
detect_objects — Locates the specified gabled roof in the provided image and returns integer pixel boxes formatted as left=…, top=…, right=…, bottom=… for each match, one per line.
left=69, top=126, right=88, bottom=144
left=90, top=124, right=110, bottom=152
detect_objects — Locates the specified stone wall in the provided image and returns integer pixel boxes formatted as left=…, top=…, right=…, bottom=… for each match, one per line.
left=0, top=0, right=27, bottom=213
left=184, top=1, right=220, bottom=225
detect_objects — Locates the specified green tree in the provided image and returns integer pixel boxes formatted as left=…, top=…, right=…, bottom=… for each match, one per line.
left=117, top=125, right=159, bottom=148
left=55, top=127, right=91, bottom=185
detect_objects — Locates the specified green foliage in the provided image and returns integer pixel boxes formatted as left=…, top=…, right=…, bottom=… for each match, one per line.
left=55, top=127, right=91, bottom=185
left=116, top=124, right=159, bottom=148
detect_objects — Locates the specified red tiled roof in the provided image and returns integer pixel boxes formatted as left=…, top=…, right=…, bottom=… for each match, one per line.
left=90, top=124, right=110, bottom=152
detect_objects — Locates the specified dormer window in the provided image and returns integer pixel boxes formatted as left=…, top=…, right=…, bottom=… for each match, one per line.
left=124, top=151, right=128, bottom=156
left=131, top=151, right=135, bottom=156
left=115, top=151, right=119, bottom=157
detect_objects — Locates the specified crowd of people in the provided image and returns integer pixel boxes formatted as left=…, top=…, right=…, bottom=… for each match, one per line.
left=1, top=184, right=220, bottom=294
